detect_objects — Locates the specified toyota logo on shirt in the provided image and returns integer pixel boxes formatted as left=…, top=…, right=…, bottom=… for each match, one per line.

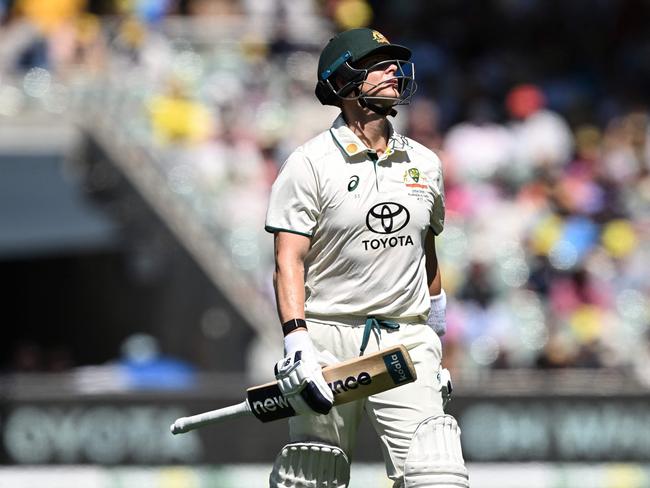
left=366, top=202, right=410, bottom=234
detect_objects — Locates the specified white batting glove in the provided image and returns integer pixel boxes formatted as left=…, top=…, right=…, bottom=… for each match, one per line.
left=274, top=330, right=334, bottom=415
left=427, top=289, right=447, bottom=336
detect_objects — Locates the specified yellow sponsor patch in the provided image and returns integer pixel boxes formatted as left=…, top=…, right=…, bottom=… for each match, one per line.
left=346, top=143, right=358, bottom=153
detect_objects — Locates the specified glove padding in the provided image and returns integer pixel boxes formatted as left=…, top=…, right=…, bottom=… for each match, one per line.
left=274, top=350, right=334, bottom=415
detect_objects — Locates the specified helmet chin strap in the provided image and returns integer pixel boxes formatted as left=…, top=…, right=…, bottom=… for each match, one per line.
left=358, top=95, right=397, bottom=117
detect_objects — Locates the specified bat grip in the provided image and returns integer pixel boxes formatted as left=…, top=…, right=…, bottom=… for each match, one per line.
left=170, top=400, right=251, bottom=435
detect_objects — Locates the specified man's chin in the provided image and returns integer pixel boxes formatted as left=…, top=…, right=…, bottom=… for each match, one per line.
left=366, top=87, right=400, bottom=100
left=364, top=95, right=399, bottom=106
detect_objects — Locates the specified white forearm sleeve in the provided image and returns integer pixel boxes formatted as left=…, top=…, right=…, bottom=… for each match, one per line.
left=427, top=289, right=447, bottom=336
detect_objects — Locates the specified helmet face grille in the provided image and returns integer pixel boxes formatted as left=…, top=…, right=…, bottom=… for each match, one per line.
left=354, top=59, right=417, bottom=107
left=315, top=58, right=417, bottom=110
left=325, top=59, right=417, bottom=109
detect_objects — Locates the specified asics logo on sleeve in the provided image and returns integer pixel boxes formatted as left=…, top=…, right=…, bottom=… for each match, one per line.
left=348, top=175, right=360, bottom=191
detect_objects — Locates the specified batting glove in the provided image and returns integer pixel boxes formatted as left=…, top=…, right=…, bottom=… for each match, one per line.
left=274, top=330, right=334, bottom=415
left=427, top=289, right=447, bottom=336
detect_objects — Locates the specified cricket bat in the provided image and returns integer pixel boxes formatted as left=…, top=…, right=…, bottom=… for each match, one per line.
left=171, top=344, right=417, bottom=434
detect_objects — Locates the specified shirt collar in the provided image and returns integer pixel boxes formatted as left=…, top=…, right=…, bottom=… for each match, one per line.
left=329, top=114, right=408, bottom=159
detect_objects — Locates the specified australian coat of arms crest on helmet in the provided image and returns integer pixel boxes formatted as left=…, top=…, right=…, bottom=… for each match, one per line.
left=372, top=30, right=389, bottom=44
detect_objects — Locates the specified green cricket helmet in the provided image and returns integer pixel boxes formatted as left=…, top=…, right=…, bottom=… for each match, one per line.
left=315, top=28, right=417, bottom=116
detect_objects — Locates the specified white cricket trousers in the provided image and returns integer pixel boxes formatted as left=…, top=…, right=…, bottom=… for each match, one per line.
left=290, top=317, right=445, bottom=483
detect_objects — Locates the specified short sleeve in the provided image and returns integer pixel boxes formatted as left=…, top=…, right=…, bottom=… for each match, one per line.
left=430, top=161, right=445, bottom=235
left=265, top=150, right=320, bottom=237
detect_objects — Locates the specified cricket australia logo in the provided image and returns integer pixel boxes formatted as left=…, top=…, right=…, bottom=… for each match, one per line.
left=363, top=202, right=414, bottom=251
left=404, top=167, right=427, bottom=189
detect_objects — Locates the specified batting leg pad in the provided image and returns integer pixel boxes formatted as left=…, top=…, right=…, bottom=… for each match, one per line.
left=269, top=442, right=350, bottom=488
left=403, top=415, right=469, bottom=487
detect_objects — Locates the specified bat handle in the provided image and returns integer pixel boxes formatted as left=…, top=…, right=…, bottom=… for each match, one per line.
left=170, top=400, right=252, bottom=435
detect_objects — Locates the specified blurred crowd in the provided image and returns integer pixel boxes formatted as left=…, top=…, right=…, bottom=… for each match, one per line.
left=1, top=0, right=649, bottom=381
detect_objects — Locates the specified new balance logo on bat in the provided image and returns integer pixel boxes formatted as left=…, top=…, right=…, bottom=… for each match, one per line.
left=251, top=372, right=372, bottom=418
left=251, top=395, right=291, bottom=415
left=328, top=371, right=372, bottom=396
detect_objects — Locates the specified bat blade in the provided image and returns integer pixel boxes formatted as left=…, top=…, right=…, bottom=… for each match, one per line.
left=246, top=344, right=417, bottom=422
left=171, top=344, right=417, bottom=434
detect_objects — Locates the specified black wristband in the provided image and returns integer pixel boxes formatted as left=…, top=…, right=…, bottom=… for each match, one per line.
left=282, top=318, right=307, bottom=336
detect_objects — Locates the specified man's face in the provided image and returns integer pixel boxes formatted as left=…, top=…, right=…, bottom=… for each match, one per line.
left=355, top=55, right=401, bottom=100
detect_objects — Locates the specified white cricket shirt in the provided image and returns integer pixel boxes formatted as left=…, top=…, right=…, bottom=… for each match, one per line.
left=265, top=114, right=445, bottom=320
